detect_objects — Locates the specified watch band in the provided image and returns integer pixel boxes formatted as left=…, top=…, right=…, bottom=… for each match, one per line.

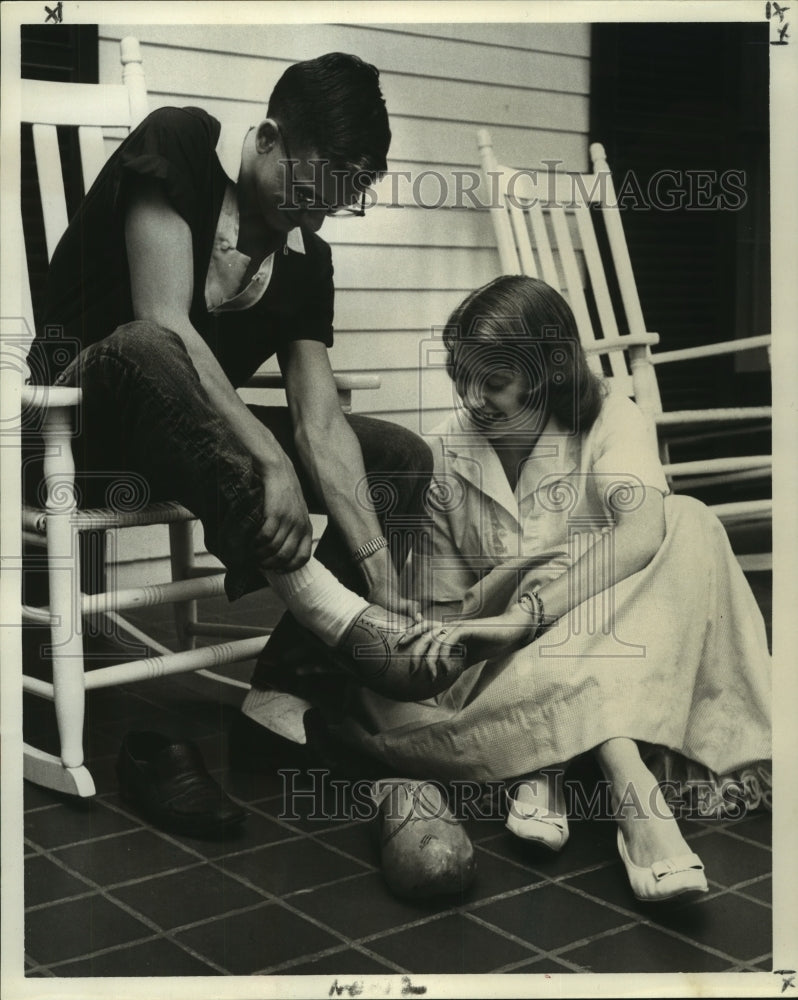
left=352, top=535, right=389, bottom=564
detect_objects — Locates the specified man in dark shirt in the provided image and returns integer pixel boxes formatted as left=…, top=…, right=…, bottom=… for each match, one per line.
left=28, top=53, right=464, bottom=764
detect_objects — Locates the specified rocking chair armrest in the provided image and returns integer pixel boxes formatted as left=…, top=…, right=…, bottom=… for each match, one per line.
left=245, top=371, right=380, bottom=414
left=245, top=372, right=381, bottom=392
left=582, top=333, right=660, bottom=355
left=21, top=385, right=83, bottom=409
left=650, top=334, right=772, bottom=366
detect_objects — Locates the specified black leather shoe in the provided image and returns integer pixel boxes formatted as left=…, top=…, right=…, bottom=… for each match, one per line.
left=117, top=731, right=247, bottom=838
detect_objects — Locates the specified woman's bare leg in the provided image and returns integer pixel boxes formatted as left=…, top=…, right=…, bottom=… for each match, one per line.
left=594, top=737, right=690, bottom=865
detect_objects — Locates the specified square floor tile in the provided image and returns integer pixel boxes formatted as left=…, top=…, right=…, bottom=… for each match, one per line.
left=52, top=937, right=221, bottom=977
left=256, top=777, right=365, bottom=833
left=53, top=829, right=200, bottom=887
left=24, top=894, right=152, bottom=966
left=176, top=807, right=296, bottom=860
left=81, top=728, right=130, bottom=762
left=511, top=956, right=580, bottom=974
left=23, top=784, right=68, bottom=812
left=693, top=831, right=772, bottom=887
left=281, top=947, right=397, bottom=974
left=458, top=802, right=510, bottom=845
left=316, top=821, right=379, bottom=868
left=482, top=816, right=618, bottom=879
left=220, top=837, right=368, bottom=896
left=740, top=877, right=771, bottom=905
left=473, top=883, right=629, bottom=952
left=367, top=912, right=537, bottom=974
left=564, top=923, right=733, bottom=973
left=110, top=863, right=265, bottom=929
left=24, top=799, right=138, bottom=850
left=24, top=855, right=93, bottom=907
left=709, top=809, right=773, bottom=847
left=290, top=871, right=449, bottom=939
left=725, top=811, right=772, bottom=847
left=175, top=902, right=339, bottom=974
left=84, top=755, right=124, bottom=796
left=465, top=846, right=547, bottom=902
left=216, top=767, right=302, bottom=803
left=662, top=893, right=772, bottom=962
left=22, top=705, right=60, bottom=760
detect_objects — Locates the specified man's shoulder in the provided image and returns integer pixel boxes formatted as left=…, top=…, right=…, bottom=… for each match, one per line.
left=300, top=227, right=332, bottom=261
left=286, top=229, right=333, bottom=284
left=133, top=106, right=221, bottom=148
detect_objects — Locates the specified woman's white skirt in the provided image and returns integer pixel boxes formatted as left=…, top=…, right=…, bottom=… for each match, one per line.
left=337, top=496, right=772, bottom=793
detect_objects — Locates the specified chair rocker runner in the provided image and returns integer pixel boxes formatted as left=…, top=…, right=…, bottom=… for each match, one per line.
left=15, top=37, right=380, bottom=798
left=476, top=129, right=771, bottom=571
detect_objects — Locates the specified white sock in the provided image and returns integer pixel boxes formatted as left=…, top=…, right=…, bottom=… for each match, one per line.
left=264, top=558, right=369, bottom=647
left=241, top=687, right=313, bottom=744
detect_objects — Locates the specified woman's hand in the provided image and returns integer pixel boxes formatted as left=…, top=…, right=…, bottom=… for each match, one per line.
left=398, top=607, right=538, bottom=687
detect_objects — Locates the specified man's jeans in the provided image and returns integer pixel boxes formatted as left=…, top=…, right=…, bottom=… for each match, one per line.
left=25, top=321, right=433, bottom=687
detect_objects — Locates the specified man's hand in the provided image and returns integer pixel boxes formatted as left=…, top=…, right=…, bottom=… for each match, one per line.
left=358, top=547, right=422, bottom=620
left=366, top=570, right=422, bottom=621
left=255, top=451, right=313, bottom=572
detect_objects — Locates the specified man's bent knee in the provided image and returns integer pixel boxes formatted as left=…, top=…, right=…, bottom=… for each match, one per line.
left=98, top=321, right=190, bottom=367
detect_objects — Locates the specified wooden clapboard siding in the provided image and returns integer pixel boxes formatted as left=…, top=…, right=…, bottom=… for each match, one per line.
left=375, top=22, right=589, bottom=55
left=98, top=21, right=589, bottom=419
left=98, top=21, right=589, bottom=573
left=100, top=23, right=589, bottom=90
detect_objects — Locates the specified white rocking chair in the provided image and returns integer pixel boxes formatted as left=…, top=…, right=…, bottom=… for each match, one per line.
left=476, top=129, right=771, bottom=571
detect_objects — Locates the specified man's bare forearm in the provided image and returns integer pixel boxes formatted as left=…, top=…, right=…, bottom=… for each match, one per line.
left=295, top=414, right=384, bottom=547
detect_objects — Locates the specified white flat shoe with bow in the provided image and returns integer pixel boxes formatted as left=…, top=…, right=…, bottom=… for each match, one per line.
left=505, top=786, right=569, bottom=852
left=617, top=827, right=708, bottom=902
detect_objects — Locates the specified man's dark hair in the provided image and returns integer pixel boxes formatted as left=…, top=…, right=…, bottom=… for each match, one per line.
left=268, top=52, right=391, bottom=184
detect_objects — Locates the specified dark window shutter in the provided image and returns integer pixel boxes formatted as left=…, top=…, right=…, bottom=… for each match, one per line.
left=589, top=23, right=770, bottom=424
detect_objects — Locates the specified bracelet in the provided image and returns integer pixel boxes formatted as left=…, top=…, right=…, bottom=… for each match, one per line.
left=352, top=535, right=388, bottom=564
left=518, top=589, right=556, bottom=640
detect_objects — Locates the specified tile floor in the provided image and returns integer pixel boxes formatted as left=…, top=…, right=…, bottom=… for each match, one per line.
left=21, top=573, right=774, bottom=979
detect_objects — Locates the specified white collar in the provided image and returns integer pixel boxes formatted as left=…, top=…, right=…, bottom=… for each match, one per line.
left=216, top=120, right=305, bottom=255
left=285, top=227, right=307, bottom=254
left=437, top=409, right=579, bottom=519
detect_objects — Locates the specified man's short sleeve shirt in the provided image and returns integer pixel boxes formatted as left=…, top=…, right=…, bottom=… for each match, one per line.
left=31, top=107, right=334, bottom=387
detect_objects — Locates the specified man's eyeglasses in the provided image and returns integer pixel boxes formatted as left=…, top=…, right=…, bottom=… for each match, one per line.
left=279, top=128, right=367, bottom=218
